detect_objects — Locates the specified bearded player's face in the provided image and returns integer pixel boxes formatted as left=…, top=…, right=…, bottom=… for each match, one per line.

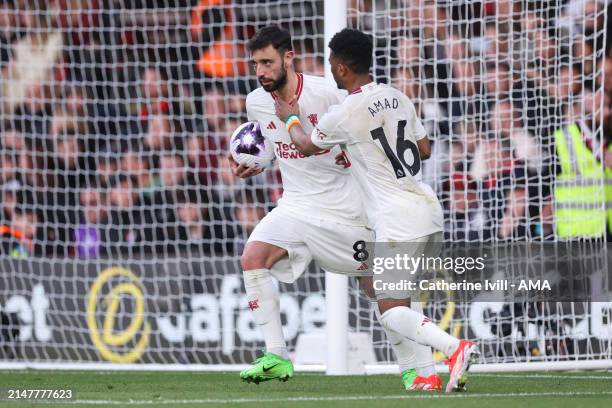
left=251, top=45, right=290, bottom=92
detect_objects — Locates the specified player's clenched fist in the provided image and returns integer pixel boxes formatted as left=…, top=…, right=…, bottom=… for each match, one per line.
left=227, top=152, right=264, bottom=178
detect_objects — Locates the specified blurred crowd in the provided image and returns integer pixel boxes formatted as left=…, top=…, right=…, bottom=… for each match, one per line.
left=0, top=0, right=276, bottom=257
left=0, top=0, right=611, bottom=258
left=378, top=0, right=612, bottom=240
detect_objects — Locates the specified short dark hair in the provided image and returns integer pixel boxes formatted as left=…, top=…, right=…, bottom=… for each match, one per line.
left=247, top=26, right=292, bottom=55
left=328, top=28, right=372, bottom=74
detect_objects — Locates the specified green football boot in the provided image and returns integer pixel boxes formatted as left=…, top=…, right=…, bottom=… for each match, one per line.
left=240, top=352, right=294, bottom=384
left=402, top=368, right=418, bottom=389
left=402, top=368, right=442, bottom=391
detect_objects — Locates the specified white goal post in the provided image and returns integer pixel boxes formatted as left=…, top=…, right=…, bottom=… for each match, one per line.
left=324, top=0, right=350, bottom=376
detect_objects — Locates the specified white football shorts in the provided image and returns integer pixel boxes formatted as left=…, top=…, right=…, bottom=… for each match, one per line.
left=247, top=206, right=374, bottom=283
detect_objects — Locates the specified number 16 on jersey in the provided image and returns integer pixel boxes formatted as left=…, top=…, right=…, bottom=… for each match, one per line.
left=370, top=119, right=421, bottom=179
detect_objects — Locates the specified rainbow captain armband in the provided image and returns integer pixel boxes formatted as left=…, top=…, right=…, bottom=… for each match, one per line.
left=285, top=114, right=302, bottom=132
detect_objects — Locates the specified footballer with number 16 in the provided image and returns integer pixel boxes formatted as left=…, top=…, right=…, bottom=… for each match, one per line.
left=274, top=28, right=479, bottom=393
left=230, top=26, right=443, bottom=391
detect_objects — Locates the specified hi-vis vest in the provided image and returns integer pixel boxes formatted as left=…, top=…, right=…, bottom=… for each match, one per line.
left=553, top=123, right=611, bottom=239
left=607, top=145, right=612, bottom=233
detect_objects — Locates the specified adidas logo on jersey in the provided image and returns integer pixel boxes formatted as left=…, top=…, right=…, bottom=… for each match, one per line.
left=267, top=121, right=277, bottom=130
left=357, top=262, right=369, bottom=271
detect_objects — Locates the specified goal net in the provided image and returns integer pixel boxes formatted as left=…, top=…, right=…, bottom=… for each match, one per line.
left=0, top=0, right=610, bottom=371
left=348, top=0, right=611, bottom=370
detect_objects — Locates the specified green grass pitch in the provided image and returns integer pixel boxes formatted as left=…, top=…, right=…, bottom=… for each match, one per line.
left=0, top=370, right=611, bottom=408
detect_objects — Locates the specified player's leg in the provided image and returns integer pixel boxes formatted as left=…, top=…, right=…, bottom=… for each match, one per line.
left=409, top=301, right=439, bottom=380
left=358, top=277, right=417, bottom=373
left=241, top=240, right=290, bottom=358
left=375, top=233, right=479, bottom=392
left=377, top=298, right=478, bottom=392
left=239, top=208, right=311, bottom=383
left=358, top=276, right=441, bottom=391
left=303, top=221, right=440, bottom=390
left=240, top=240, right=295, bottom=383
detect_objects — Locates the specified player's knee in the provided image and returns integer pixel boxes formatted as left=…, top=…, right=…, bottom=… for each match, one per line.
left=240, top=245, right=270, bottom=270
left=377, top=298, right=410, bottom=315
left=241, top=251, right=264, bottom=271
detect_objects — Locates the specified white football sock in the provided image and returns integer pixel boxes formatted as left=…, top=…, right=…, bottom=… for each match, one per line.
left=243, top=269, right=288, bottom=359
left=379, top=306, right=460, bottom=357
left=417, top=365, right=436, bottom=377
left=374, top=301, right=437, bottom=375
left=410, top=301, right=436, bottom=377
left=373, top=302, right=416, bottom=373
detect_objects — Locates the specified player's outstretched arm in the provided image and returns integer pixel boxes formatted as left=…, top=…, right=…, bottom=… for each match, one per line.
left=274, top=97, right=325, bottom=156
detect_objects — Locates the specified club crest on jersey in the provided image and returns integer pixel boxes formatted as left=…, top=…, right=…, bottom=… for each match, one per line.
left=307, top=113, right=318, bottom=126
left=248, top=300, right=259, bottom=311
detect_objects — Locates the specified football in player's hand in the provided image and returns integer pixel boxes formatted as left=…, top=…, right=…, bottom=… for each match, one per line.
left=230, top=121, right=276, bottom=169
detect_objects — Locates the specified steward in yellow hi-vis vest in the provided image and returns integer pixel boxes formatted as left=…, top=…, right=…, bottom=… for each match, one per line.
left=607, top=144, right=612, bottom=235
left=553, top=123, right=611, bottom=239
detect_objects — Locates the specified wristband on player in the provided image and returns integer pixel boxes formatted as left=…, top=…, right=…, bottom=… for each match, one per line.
left=286, top=115, right=302, bottom=132
left=285, top=113, right=299, bottom=124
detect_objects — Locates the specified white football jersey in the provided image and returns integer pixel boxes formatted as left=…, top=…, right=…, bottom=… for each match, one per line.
left=311, top=82, right=443, bottom=240
left=246, top=73, right=364, bottom=226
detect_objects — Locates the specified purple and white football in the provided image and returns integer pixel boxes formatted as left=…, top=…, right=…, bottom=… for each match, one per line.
left=230, top=121, right=275, bottom=169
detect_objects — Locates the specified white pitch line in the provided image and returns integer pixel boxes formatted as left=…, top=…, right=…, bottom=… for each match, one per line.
left=18, top=391, right=612, bottom=405
left=471, top=373, right=612, bottom=380
left=4, top=370, right=612, bottom=379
